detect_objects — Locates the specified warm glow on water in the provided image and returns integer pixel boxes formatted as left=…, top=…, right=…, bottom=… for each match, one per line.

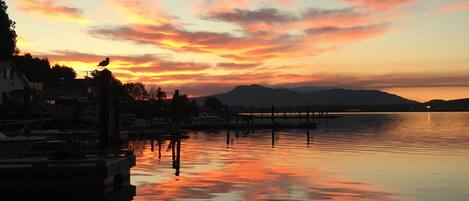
left=129, top=112, right=469, bottom=201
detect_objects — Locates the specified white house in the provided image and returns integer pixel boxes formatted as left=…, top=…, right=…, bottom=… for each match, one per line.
left=0, top=61, right=30, bottom=105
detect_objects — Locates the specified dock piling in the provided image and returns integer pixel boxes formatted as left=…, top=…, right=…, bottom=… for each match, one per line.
left=99, top=69, right=112, bottom=150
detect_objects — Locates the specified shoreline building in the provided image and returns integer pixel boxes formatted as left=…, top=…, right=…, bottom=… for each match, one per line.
left=0, top=61, right=43, bottom=105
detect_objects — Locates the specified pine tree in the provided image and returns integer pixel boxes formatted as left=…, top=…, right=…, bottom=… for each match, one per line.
left=0, top=0, right=18, bottom=60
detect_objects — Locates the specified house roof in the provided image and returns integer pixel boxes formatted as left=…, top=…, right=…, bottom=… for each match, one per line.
left=0, top=61, right=33, bottom=87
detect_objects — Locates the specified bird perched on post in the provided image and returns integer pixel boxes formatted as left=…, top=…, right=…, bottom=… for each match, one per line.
left=98, top=57, right=110, bottom=67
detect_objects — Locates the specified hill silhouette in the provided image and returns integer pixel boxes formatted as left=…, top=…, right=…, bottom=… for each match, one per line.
left=425, top=98, right=469, bottom=109
left=202, top=84, right=419, bottom=106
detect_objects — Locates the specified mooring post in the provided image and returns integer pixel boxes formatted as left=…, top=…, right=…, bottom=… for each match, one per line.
left=298, top=108, right=301, bottom=124
left=271, top=105, right=275, bottom=126
left=99, top=69, right=112, bottom=150
left=175, top=139, right=181, bottom=176
left=311, top=109, right=314, bottom=120
left=260, top=109, right=264, bottom=124
left=171, top=139, right=176, bottom=164
left=225, top=106, right=230, bottom=128
left=307, top=128, right=310, bottom=145
left=113, top=97, right=121, bottom=148
left=284, top=108, right=287, bottom=123
left=272, top=128, right=275, bottom=147
left=250, top=106, right=254, bottom=125
left=158, top=138, right=162, bottom=160
left=226, top=130, right=230, bottom=145
left=306, top=106, right=310, bottom=126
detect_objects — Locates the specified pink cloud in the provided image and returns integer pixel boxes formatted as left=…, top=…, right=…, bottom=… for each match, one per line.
left=344, top=0, right=415, bottom=11
left=438, top=2, right=469, bottom=14
left=15, top=0, right=89, bottom=23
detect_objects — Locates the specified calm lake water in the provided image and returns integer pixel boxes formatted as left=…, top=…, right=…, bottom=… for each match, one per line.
left=129, top=112, right=469, bottom=201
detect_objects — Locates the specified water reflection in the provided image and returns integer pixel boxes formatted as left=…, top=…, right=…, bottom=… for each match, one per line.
left=3, top=185, right=136, bottom=201
left=129, top=112, right=469, bottom=201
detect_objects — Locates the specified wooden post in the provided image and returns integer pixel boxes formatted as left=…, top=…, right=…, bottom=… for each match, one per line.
left=113, top=97, right=121, bottom=148
left=250, top=106, right=254, bottom=125
left=226, top=130, right=230, bottom=145
left=235, top=111, right=239, bottom=126
left=175, top=139, right=181, bottom=176
left=272, top=128, right=275, bottom=147
left=271, top=105, right=275, bottom=127
left=171, top=140, right=175, bottom=163
left=225, top=106, right=230, bottom=128
left=306, top=106, right=310, bottom=126
left=260, top=109, right=263, bottom=124
left=284, top=109, right=287, bottom=123
left=307, top=128, right=310, bottom=145
left=311, top=110, right=314, bottom=120
left=157, top=138, right=162, bottom=160
left=99, top=69, right=112, bottom=150
left=298, top=108, right=301, bottom=124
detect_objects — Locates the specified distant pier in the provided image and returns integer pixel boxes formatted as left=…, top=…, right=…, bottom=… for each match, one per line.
left=190, top=105, right=337, bottom=130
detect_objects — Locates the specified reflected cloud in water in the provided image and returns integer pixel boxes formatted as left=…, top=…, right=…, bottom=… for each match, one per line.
left=128, top=112, right=469, bottom=201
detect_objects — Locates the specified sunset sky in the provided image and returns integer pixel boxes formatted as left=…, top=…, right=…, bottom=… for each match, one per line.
left=5, top=0, right=469, bottom=101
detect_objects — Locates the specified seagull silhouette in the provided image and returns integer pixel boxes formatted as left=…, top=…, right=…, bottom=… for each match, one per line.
left=98, top=57, right=110, bottom=67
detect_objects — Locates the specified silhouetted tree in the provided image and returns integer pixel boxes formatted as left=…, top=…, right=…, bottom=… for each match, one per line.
left=13, top=54, right=51, bottom=82
left=147, top=85, right=158, bottom=100
left=124, top=82, right=148, bottom=100
left=170, top=90, right=197, bottom=124
left=156, top=87, right=167, bottom=102
left=51, top=64, right=76, bottom=80
left=49, top=64, right=76, bottom=87
left=204, top=96, right=224, bottom=112
left=155, top=87, right=167, bottom=117
left=0, top=0, right=18, bottom=59
left=90, top=70, right=128, bottom=99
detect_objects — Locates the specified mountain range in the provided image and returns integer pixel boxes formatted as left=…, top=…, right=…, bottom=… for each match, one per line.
left=202, top=84, right=420, bottom=106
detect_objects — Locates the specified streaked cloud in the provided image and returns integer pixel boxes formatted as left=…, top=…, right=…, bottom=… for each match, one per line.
left=15, top=0, right=89, bottom=23
left=205, top=7, right=368, bottom=32
left=7, top=0, right=467, bottom=100
left=198, top=0, right=298, bottom=13
left=344, top=0, right=414, bottom=11
left=90, top=23, right=387, bottom=63
left=438, top=1, right=469, bottom=14
left=40, top=50, right=211, bottom=83
left=216, top=62, right=263, bottom=69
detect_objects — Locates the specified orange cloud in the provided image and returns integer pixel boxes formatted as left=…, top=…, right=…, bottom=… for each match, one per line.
left=438, top=2, right=469, bottom=14
left=37, top=50, right=469, bottom=99
left=15, top=0, right=89, bottom=23
left=39, top=50, right=211, bottom=83
left=90, top=21, right=388, bottom=63
left=108, top=0, right=173, bottom=25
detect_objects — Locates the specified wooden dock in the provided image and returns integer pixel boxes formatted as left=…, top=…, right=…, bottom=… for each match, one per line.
left=0, top=150, right=136, bottom=200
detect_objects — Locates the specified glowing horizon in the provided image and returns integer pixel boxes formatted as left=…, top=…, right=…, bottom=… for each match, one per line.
left=5, top=0, right=469, bottom=101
